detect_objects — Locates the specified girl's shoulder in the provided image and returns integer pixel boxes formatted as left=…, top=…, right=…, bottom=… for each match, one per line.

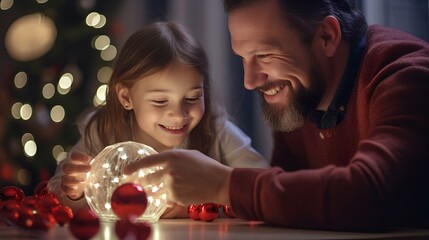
left=76, top=108, right=98, bottom=134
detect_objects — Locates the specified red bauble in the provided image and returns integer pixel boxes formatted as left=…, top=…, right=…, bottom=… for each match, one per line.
left=34, top=181, right=55, bottom=199
left=115, top=219, right=151, bottom=240
left=16, top=207, right=34, bottom=229
left=69, top=208, right=100, bottom=240
left=0, top=201, right=20, bottom=223
left=53, top=205, right=73, bottom=226
left=199, top=203, right=218, bottom=222
left=134, top=221, right=152, bottom=240
left=32, top=212, right=56, bottom=231
left=111, top=183, right=148, bottom=220
left=0, top=186, right=25, bottom=202
left=21, top=196, right=39, bottom=210
left=37, top=196, right=60, bottom=214
left=115, top=218, right=136, bottom=239
left=222, top=205, right=236, bottom=218
left=188, top=204, right=201, bottom=220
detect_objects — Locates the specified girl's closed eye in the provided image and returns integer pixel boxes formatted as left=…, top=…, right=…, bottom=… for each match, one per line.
left=186, top=95, right=203, bottom=103
left=151, top=99, right=168, bottom=106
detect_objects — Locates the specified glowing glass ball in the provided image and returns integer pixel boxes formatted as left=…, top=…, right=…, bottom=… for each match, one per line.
left=84, top=141, right=167, bottom=223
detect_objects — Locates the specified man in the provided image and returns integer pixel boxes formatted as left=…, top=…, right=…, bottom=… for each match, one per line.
left=124, top=0, right=429, bottom=231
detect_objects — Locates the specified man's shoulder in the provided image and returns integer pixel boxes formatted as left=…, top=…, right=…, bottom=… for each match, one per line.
left=360, top=25, right=429, bottom=85
left=365, top=24, right=428, bottom=57
left=367, top=24, right=428, bottom=44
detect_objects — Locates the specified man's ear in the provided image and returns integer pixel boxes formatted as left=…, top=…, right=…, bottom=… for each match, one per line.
left=313, top=15, right=342, bottom=57
left=116, top=83, right=132, bottom=110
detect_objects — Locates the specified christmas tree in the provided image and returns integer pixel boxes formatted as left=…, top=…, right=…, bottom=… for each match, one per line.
left=0, top=0, right=120, bottom=195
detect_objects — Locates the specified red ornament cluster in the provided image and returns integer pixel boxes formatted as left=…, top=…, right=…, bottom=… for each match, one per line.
left=0, top=182, right=152, bottom=240
left=0, top=181, right=73, bottom=232
left=188, top=203, right=236, bottom=222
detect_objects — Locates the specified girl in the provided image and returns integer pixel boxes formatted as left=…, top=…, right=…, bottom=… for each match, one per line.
left=48, top=21, right=268, bottom=218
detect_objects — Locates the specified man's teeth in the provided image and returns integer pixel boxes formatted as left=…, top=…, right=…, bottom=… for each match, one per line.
left=264, top=86, right=284, bottom=96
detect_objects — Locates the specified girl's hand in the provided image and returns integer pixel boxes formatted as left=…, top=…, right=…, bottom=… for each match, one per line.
left=61, top=152, right=92, bottom=200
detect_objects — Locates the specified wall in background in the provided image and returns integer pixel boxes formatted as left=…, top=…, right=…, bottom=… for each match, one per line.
left=362, top=0, right=428, bottom=41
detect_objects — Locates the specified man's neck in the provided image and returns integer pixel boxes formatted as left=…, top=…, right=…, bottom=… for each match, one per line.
left=317, top=40, right=351, bottom=111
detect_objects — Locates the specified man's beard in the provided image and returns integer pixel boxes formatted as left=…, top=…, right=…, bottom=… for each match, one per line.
left=260, top=66, right=325, bottom=132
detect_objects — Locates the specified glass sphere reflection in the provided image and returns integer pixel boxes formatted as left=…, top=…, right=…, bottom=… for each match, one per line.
left=84, top=141, right=166, bottom=223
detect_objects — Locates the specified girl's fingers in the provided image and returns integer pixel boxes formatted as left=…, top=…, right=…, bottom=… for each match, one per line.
left=61, top=175, right=85, bottom=186
left=61, top=184, right=82, bottom=197
left=63, top=162, right=91, bottom=174
left=70, top=152, right=92, bottom=163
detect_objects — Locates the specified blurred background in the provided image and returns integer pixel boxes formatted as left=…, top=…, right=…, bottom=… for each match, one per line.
left=0, top=0, right=428, bottom=195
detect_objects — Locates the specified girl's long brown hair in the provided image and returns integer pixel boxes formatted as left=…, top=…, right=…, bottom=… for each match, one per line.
left=83, top=21, right=222, bottom=155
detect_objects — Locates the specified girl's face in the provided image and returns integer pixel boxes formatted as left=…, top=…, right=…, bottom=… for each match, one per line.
left=118, top=63, right=205, bottom=152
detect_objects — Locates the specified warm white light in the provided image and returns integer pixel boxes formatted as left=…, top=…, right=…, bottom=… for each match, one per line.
left=97, top=66, right=112, bottom=83
left=14, top=71, right=27, bottom=89
left=0, top=0, right=13, bottom=10
left=94, top=35, right=110, bottom=50
left=93, top=14, right=106, bottom=29
left=5, top=13, right=56, bottom=61
left=17, top=169, right=31, bottom=185
left=56, top=152, right=67, bottom=162
left=24, top=140, right=37, bottom=157
left=86, top=12, right=100, bottom=27
left=42, top=83, right=55, bottom=99
left=100, top=45, right=117, bottom=61
left=58, top=73, right=73, bottom=95
left=50, top=105, right=65, bottom=123
left=93, top=94, right=104, bottom=107
left=52, top=145, right=65, bottom=161
left=59, top=73, right=73, bottom=89
left=96, top=84, right=108, bottom=102
left=104, top=203, right=111, bottom=210
left=21, top=133, right=34, bottom=146
left=52, top=145, right=63, bottom=156
left=151, top=186, right=159, bottom=193
left=20, top=104, right=32, bottom=120
left=11, top=102, right=22, bottom=119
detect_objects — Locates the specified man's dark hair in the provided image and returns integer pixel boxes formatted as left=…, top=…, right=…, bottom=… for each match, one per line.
left=224, top=0, right=368, bottom=45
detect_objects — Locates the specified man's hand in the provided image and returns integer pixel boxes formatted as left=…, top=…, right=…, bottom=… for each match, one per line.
left=123, top=149, right=233, bottom=206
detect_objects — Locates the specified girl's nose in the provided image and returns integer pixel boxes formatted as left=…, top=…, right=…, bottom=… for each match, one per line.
left=168, top=103, right=188, bottom=120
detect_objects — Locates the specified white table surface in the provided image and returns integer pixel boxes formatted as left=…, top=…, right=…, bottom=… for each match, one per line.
left=1, top=218, right=429, bottom=240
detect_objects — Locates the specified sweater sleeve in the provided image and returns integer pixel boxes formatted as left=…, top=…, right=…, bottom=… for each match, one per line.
left=230, top=164, right=389, bottom=231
